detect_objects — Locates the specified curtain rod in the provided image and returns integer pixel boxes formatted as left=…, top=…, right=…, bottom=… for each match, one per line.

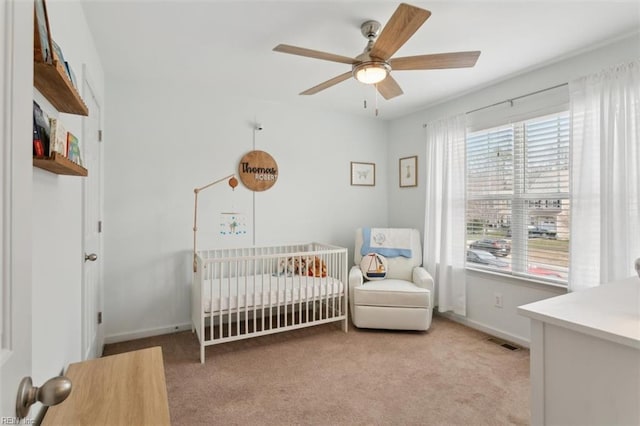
left=465, top=82, right=568, bottom=115
left=421, top=82, right=569, bottom=128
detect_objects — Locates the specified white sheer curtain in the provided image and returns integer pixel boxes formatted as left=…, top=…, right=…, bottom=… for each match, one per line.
left=569, top=60, right=640, bottom=291
left=423, top=115, right=467, bottom=315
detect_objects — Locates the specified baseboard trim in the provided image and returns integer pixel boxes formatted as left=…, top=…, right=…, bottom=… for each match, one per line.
left=437, top=312, right=530, bottom=348
left=104, top=322, right=192, bottom=345
left=104, top=316, right=530, bottom=348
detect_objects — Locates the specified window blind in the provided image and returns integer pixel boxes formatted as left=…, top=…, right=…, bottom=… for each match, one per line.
left=466, top=111, right=570, bottom=283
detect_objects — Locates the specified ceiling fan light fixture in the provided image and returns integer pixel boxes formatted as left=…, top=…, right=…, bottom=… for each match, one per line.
left=353, top=61, right=390, bottom=85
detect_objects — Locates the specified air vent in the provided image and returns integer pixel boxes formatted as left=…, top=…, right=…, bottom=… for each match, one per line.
left=487, top=337, right=520, bottom=351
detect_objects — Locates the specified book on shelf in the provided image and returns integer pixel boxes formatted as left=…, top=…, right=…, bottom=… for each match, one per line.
left=49, top=117, right=68, bottom=157
left=52, top=40, right=64, bottom=63
left=67, top=132, right=82, bottom=166
left=65, top=61, right=77, bottom=88
left=33, top=115, right=45, bottom=157
left=33, top=101, right=50, bottom=156
left=34, top=0, right=53, bottom=63
left=51, top=39, right=75, bottom=84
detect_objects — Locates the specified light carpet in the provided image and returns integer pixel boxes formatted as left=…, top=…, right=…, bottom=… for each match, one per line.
left=103, top=315, right=530, bottom=425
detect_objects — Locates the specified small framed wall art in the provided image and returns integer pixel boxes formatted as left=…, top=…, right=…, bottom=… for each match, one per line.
left=351, top=162, right=375, bottom=186
left=399, top=155, right=418, bottom=187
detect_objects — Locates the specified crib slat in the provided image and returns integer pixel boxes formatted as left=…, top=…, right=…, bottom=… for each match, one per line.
left=245, top=259, right=250, bottom=335
left=227, top=261, right=232, bottom=338
left=217, top=262, right=222, bottom=340
left=242, top=259, right=245, bottom=335
left=324, top=253, right=329, bottom=318
left=218, top=262, right=223, bottom=341
left=332, top=251, right=336, bottom=318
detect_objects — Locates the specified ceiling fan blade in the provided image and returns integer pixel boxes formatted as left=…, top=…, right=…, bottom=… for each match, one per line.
left=273, top=44, right=357, bottom=65
left=300, top=71, right=353, bottom=95
left=369, top=3, right=431, bottom=60
left=391, top=51, right=481, bottom=70
left=376, top=75, right=403, bottom=100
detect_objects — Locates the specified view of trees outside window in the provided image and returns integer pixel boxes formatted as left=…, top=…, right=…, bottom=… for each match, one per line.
left=466, top=112, right=570, bottom=283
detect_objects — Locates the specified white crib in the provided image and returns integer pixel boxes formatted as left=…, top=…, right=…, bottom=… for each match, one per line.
left=192, top=242, right=348, bottom=363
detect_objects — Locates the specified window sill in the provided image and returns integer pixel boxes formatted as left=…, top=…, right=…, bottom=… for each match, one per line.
left=465, top=266, right=569, bottom=292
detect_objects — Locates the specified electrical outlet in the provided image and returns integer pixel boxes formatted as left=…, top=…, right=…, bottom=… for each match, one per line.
left=494, top=292, right=503, bottom=308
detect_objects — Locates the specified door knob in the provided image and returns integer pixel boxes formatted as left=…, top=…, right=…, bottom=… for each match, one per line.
left=16, top=376, right=72, bottom=419
left=85, top=253, right=98, bottom=262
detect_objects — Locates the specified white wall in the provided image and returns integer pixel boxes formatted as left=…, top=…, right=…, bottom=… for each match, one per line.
left=31, top=0, right=104, bottom=385
left=387, top=32, right=640, bottom=345
left=99, top=25, right=638, bottom=344
left=102, top=83, right=388, bottom=342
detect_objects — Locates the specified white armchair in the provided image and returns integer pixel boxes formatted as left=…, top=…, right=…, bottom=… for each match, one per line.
left=349, top=228, right=434, bottom=331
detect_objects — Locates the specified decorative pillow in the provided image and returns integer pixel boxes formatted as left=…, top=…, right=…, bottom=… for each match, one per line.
left=360, top=253, right=387, bottom=280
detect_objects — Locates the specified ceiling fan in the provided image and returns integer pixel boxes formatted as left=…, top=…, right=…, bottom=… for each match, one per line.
left=273, top=3, right=481, bottom=100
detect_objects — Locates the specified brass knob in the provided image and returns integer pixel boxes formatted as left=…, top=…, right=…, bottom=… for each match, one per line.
left=85, top=253, right=98, bottom=262
left=16, top=376, right=72, bottom=419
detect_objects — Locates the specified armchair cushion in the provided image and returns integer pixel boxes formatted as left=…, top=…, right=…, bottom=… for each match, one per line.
left=354, top=279, right=430, bottom=308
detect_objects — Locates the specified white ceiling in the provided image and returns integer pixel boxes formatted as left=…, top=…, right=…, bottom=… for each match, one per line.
left=81, top=0, right=640, bottom=120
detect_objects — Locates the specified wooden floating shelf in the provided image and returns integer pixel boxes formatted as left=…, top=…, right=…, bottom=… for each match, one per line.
left=33, top=152, right=87, bottom=176
left=34, top=59, right=88, bottom=116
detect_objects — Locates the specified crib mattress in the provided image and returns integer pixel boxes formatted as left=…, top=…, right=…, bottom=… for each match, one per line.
left=202, top=274, right=344, bottom=314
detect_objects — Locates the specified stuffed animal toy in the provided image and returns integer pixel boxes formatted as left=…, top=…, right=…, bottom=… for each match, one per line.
left=306, top=256, right=327, bottom=277
left=278, top=257, right=297, bottom=275
left=278, top=256, right=327, bottom=277
left=293, top=257, right=306, bottom=275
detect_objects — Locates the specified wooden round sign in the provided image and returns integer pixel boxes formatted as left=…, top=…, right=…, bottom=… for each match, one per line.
left=238, top=150, right=278, bottom=192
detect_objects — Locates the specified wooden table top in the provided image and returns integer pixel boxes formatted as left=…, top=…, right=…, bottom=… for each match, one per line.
left=42, top=346, right=171, bottom=426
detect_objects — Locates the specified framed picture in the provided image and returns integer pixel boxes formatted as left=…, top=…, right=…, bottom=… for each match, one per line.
left=351, top=162, right=375, bottom=186
left=399, top=155, right=418, bottom=187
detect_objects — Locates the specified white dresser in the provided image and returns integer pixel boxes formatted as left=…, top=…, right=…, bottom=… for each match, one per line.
left=518, top=276, right=640, bottom=426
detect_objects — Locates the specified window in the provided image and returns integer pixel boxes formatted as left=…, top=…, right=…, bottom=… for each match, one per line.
left=466, top=112, right=570, bottom=283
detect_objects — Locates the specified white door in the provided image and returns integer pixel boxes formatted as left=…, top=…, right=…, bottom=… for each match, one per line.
left=0, top=0, right=35, bottom=419
left=81, top=74, right=104, bottom=360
